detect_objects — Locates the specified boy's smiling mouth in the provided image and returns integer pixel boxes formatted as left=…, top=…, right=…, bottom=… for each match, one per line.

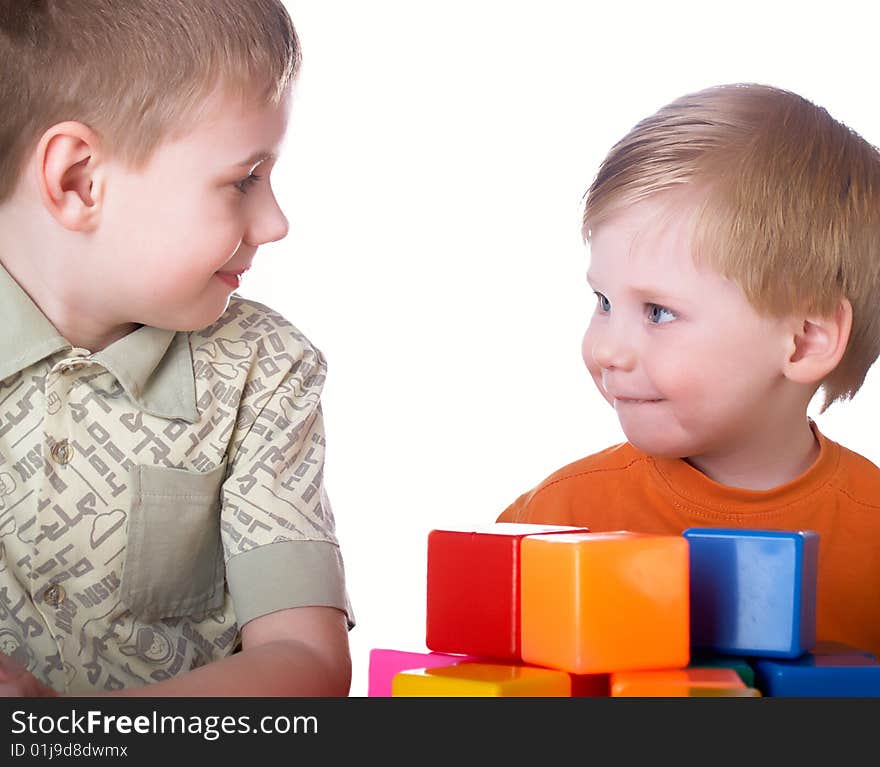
left=601, top=377, right=664, bottom=407
left=215, top=267, right=250, bottom=289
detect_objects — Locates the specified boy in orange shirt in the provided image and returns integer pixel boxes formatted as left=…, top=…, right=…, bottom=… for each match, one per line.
left=497, top=84, right=880, bottom=656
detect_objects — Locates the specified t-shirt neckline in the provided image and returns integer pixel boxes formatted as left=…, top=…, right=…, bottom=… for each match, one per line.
left=647, top=419, right=841, bottom=515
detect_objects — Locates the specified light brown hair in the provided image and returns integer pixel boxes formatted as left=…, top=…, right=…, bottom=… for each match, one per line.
left=0, top=0, right=300, bottom=202
left=582, top=83, right=880, bottom=411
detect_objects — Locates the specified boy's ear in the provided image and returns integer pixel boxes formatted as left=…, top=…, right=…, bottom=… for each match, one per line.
left=782, top=297, right=853, bottom=385
left=35, top=121, right=105, bottom=232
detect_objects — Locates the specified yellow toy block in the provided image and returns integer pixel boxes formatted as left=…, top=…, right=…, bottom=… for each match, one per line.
left=611, top=668, right=746, bottom=696
left=690, top=687, right=763, bottom=697
left=520, top=531, right=690, bottom=674
left=391, top=661, right=572, bottom=697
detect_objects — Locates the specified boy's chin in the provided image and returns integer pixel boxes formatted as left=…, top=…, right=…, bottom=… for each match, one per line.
left=142, top=299, right=230, bottom=333
left=620, top=428, right=690, bottom=459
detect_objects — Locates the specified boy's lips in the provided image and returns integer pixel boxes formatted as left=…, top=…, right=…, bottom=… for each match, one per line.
left=612, top=396, right=664, bottom=405
left=602, top=379, right=663, bottom=406
left=215, top=267, right=249, bottom=289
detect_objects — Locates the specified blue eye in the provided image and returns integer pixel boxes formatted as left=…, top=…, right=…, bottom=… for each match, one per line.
left=234, top=173, right=262, bottom=194
left=594, top=292, right=611, bottom=313
left=647, top=303, right=676, bottom=324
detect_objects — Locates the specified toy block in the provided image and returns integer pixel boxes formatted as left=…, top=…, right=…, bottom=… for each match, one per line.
left=368, top=648, right=476, bottom=697
left=426, top=523, right=589, bottom=660
left=752, top=645, right=880, bottom=697
left=690, top=687, right=762, bottom=697
left=570, top=672, right=611, bottom=697
left=611, top=668, right=746, bottom=697
left=392, top=661, right=571, bottom=697
left=520, top=531, right=689, bottom=674
left=689, top=653, right=756, bottom=687
left=684, top=528, right=818, bottom=658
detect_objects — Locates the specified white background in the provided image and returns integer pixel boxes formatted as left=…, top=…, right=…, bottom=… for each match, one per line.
left=237, top=1, right=880, bottom=696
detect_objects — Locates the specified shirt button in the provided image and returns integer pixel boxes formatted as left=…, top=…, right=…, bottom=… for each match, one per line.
left=50, top=439, right=73, bottom=465
left=43, top=584, right=66, bottom=607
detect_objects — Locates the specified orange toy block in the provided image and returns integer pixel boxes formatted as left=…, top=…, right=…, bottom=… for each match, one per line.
left=611, top=668, right=746, bottom=697
left=391, top=661, right=572, bottom=697
left=520, top=531, right=690, bottom=674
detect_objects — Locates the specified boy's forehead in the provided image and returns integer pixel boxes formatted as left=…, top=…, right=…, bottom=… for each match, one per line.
left=587, top=196, right=754, bottom=311
left=596, top=193, right=699, bottom=243
left=589, top=196, right=699, bottom=276
left=171, top=87, right=292, bottom=165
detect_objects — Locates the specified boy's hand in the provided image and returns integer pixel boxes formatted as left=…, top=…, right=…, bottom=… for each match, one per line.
left=0, top=652, right=58, bottom=697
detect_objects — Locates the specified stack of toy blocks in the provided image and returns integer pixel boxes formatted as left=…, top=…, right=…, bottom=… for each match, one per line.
left=368, top=523, right=880, bottom=697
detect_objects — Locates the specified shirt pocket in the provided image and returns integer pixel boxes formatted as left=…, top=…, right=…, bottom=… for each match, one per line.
left=120, top=459, right=228, bottom=622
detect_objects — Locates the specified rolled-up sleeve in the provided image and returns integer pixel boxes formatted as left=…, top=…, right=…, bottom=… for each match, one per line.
left=219, top=338, right=354, bottom=629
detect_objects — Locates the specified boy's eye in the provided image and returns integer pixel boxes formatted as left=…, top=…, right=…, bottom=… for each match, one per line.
left=646, top=303, right=676, bottom=324
left=234, top=173, right=262, bottom=195
left=594, top=291, right=611, bottom=313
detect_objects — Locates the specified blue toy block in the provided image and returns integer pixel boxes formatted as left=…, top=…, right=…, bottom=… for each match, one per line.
left=753, top=644, right=880, bottom=697
left=683, top=528, right=818, bottom=658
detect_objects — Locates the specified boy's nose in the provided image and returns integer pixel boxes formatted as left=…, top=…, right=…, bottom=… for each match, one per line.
left=590, top=333, right=636, bottom=371
left=247, top=192, right=289, bottom=246
left=265, top=209, right=290, bottom=244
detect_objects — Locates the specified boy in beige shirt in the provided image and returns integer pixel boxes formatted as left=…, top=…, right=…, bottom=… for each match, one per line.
left=0, top=1, right=353, bottom=696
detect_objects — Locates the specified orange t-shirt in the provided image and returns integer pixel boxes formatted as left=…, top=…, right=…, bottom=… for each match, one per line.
left=497, top=421, right=880, bottom=657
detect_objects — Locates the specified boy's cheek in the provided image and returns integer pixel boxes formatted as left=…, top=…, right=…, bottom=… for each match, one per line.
left=579, top=334, right=609, bottom=403
left=586, top=363, right=613, bottom=406
left=580, top=329, right=595, bottom=368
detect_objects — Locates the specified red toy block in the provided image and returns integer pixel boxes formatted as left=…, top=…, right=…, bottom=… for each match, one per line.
left=426, top=523, right=589, bottom=660
left=570, top=672, right=611, bottom=696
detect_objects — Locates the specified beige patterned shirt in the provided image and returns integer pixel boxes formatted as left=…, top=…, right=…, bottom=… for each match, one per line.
left=0, top=263, right=353, bottom=694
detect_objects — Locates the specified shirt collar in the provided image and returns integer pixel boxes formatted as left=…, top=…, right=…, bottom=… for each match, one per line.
left=0, top=261, right=198, bottom=423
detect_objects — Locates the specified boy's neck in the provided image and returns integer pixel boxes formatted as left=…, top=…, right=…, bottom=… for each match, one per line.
left=0, top=242, right=138, bottom=354
left=683, top=416, right=820, bottom=491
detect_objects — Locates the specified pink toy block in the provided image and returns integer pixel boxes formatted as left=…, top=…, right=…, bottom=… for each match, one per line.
left=368, top=648, right=475, bottom=697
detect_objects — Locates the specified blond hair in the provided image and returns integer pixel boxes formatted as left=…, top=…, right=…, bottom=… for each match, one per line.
left=0, top=0, right=300, bottom=202
left=583, top=83, right=880, bottom=411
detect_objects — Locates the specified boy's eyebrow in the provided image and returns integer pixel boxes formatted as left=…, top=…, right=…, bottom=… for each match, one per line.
left=232, top=150, right=276, bottom=168
left=586, top=272, right=686, bottom=305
